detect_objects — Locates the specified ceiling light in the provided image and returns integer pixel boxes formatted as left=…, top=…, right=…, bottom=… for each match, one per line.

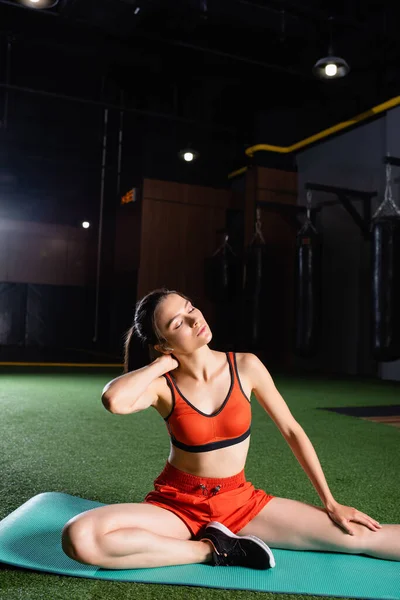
left=313, top=56, right=350, bottom=80
left=313, top=16, right=350, bottom=80
left=20, top=0, right=60, bottom=8
left=81, top=221, right=90, bottom=229
left=325, top=63, right=337, bottom=77
left=178, top=148, right=199, bottom=162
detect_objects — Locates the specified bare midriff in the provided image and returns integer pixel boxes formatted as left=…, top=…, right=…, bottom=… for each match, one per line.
left=167, top=436, right=250, bottom=478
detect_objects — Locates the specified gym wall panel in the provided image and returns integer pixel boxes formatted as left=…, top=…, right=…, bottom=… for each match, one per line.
left=0, top=218, right=95, bottom=286
left=24, top=284, right=92, bottom=348
left=25, top=285, right=67, bottom=347
left=141, top=197, right=187, bottom=292
left=114, top=201, right=142, bottom=274
left=0, top=283, right=27, bottom=345
left=183, top=203, right=227, bottom=304
left=8, top=233, right=68, bottom=285
left=0, top=219, right=96, bottom=351
left=65, top=238, right=91, bottom=286
left=111, top=198, right=142, bottom=356
left=0, top=233, right=7, bottom=281
left=138, top=179, right=232, bottom=326
left=257, top=167, right=297, bottom=194
left=295, top=114, right=387, bottom=377
left=244, top=166, right=298, bottom=247
left=180, top=186, right=231, bottom=209
left=142, top=179, right=231, bottom=209
left=257, top=188, right=297, bottom=207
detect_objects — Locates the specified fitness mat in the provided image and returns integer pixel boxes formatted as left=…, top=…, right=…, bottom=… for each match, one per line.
left=0, top=492, right=399, bottom=598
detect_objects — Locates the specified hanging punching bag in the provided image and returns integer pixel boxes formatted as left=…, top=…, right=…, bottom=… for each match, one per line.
left=242, top=209, right=269, bottom=348
left=204, top=232, right=238, bottom=303
left=371, top=164, right=400, bottom=361
left=205, top=231, right=241, bottom=346
left=294, top=195, right=322, bottom=358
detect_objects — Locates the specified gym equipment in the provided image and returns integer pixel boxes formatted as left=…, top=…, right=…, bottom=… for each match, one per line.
left=0, top=492, right=398, bottom=597
left=205, top=230, right=242, bottom=347
left=371, top=158, right=400, bottom=362
left=204, top=231, right=239, bottom=303
left=242, top=209, right=269, bottom=347
left=294, top=190, right=322, bottom=358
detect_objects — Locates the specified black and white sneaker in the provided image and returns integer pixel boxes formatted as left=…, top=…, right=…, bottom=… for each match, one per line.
left=200, top=521, right=276, bottom=569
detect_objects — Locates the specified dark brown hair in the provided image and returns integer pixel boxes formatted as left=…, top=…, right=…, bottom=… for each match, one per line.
left=124, top=288, right=191, bottom=373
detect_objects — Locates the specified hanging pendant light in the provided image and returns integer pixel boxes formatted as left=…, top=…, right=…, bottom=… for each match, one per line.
left=313, top=55, right=350, bottom=79
left=313, top=17, right=350, bottom=80
left=178, top=147, right=199, bottom=162
left=20, top=0, right=60, bottom=8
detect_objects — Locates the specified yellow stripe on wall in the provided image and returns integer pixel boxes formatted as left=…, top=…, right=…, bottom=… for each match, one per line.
left=228, top=95, right=400, bottom=179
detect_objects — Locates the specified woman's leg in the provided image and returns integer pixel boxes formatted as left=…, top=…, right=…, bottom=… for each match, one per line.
left=237, top=497, right=400, bottom=561
left=62, top=502, right=213, bottom=569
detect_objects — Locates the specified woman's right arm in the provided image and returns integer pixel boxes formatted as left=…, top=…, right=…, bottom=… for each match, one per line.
left=101, top=355, right=178, bottom=415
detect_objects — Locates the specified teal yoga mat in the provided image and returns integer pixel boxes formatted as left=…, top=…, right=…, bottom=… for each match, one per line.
left=0, top=492, right=399, bottom=598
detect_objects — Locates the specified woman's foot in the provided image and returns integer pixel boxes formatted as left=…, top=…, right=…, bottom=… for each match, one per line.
left=200, top=521, right=276, bottom=569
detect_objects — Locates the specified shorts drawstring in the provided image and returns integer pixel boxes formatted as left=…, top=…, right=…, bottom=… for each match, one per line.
left=199, top=484, right=222, bottom=496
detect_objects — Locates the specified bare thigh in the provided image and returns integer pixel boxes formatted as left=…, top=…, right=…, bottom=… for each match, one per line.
left=237, top=497, right=371, bottom=554
left=62, top=502, right=191, bottom=563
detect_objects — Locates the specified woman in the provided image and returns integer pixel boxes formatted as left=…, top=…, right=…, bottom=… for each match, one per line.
left=62, top=289, right=400, bottom=570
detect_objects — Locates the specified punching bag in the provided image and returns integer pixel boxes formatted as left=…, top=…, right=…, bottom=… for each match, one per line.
left=294, top=202, right=322, bottom=358
left=204, top=233, right=239, bottom=303
left=371, top=162, right=400, bottom=362
left=205, top=231, right=241, bottom=346
left=371, top=215, right=400, bottom=362
left=242, top=209, right=269, bottom=348
left=243, top=243, right=268, bottom=346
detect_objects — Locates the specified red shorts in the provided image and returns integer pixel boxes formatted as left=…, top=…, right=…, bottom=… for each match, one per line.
left=143, top=461, right=275, bottom=538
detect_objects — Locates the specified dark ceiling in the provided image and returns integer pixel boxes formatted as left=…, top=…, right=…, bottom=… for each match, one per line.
left=1, top=0, right=399, bottom=145
left=0, top=0, right=399, bottom=228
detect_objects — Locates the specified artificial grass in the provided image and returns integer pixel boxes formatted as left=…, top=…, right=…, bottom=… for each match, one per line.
left=0, top=367, right=399, bottom=600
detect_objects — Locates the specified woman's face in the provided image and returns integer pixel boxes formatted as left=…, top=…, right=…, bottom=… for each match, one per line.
left=154, top=294, right=212, bottom=354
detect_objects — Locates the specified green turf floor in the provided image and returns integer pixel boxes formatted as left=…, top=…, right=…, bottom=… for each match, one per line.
left=0, top=366, right=399, bottom=600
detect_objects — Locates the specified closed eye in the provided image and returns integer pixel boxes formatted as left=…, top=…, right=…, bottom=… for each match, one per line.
left=175, top=306, right=196, bottom=329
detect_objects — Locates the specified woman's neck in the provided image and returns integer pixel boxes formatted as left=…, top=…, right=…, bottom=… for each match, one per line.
left=172, top=347, right=222, bottom=382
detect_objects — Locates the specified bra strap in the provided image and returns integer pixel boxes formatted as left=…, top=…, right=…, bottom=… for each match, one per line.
left=163, top=372, right=174, bottom=386
left=227, top=351, right=237, bottom=384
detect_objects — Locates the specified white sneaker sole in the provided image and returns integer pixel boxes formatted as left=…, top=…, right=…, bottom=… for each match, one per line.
left=206, top=521, right=276, bottom=568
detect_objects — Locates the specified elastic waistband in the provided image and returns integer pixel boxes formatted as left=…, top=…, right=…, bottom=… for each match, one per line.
left=155, top=461, right=246, bottom=492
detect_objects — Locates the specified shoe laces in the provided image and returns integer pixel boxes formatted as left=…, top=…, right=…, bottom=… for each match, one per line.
left=215, top=540, right=246, bottom=566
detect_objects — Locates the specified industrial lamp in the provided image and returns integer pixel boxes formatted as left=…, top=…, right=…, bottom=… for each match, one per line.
left=313, top=55, right=350, bottom=79
left=313, top=17, right=350, bottom=80
left=178, top=148, right=199, bottom=162
left=20, top=0, right=60, bottom=8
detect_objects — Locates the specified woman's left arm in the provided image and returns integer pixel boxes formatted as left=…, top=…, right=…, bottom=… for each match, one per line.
left=242, top=353, right=382, bottom=535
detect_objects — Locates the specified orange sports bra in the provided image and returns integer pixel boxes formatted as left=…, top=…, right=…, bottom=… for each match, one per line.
left=163, top=352, right=251, bottom=453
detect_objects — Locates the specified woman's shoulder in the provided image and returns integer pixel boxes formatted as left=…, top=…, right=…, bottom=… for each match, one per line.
left=234, top=351, right=259, bottom=367
left=234, top=352, right=267, bottom=380
left=231, top=352, right=262, bottom=397
left=212, top=349, right=257, bottom=363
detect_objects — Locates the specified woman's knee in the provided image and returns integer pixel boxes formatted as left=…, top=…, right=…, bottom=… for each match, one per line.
left=332, top=522, right=374, bottom=554
left=61, top=516, right=99, bottom=565
left=342, top=522, right=374, bottom=552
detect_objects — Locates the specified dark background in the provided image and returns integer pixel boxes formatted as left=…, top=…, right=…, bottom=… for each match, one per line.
left=0, top=0, right=400, bottom=378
